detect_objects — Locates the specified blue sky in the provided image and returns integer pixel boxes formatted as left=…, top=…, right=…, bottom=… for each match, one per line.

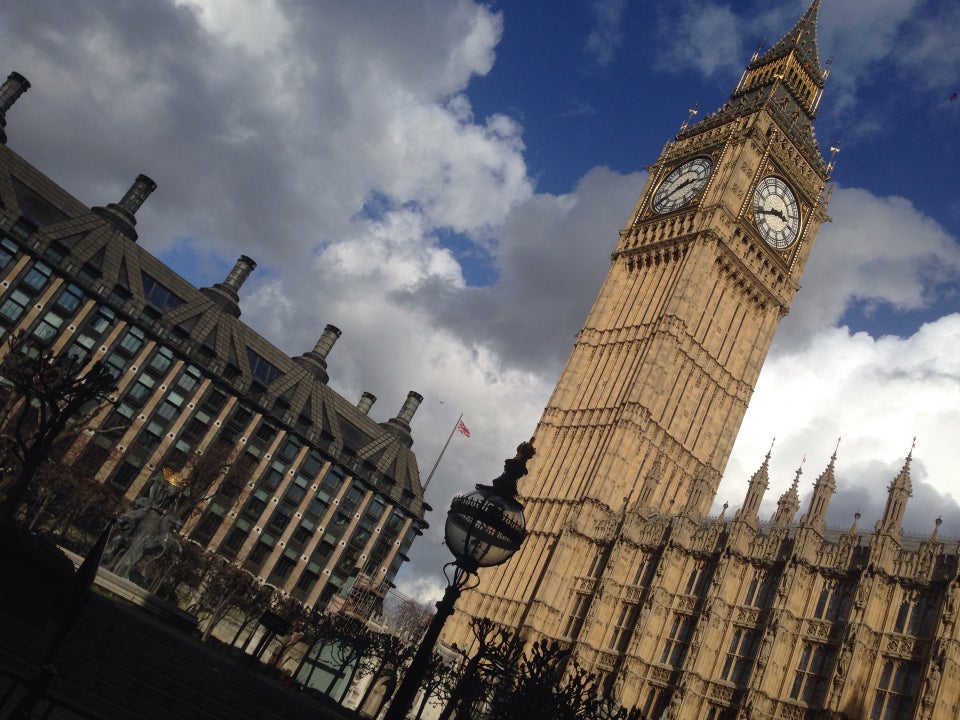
left=2, top=0, right=959, bottom=600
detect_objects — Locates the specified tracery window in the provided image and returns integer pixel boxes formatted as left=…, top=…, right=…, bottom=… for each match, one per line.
left=721, top=627, right=759, bottom=684
left=660, top=614, right=694, bottom=668
left=814, top=579, right=852, bottom=622
left=893, top=592, right=936, bottom=637
left=870, top=659, right=920, bottom=719
left=790, top=643, right=835, bottom=706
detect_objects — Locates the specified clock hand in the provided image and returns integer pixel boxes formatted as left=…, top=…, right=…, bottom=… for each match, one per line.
left=758, top=207, right=787, bottom=222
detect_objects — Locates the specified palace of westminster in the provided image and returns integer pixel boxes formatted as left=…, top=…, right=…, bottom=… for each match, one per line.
left=0, top=1, right=957, bottom=719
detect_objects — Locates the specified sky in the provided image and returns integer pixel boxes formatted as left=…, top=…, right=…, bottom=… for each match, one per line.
left=1, top=0, right=959, bottom=602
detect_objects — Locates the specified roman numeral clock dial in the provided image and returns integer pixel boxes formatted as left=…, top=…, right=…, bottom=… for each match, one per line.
left=652, top=156, right=713, bottom=213
left=753, top=176, right=800, bottom=249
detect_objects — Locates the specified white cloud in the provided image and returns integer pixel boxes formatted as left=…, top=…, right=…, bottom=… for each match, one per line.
left=723, top=317, right=960, bottom=534
left=775, top=186, right=960, bottom=349
left=585, top=0, right=628, bottom=68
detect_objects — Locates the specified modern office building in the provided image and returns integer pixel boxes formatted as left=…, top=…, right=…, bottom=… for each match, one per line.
left=0, top=71, right=427, bottom=612
left=445, top=4, right=958, bottom=719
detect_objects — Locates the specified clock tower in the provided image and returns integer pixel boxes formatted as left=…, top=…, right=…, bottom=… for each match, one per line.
left=446, top=0, right=832, bottom=665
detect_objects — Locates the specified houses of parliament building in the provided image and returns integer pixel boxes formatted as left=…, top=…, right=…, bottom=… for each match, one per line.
left=444, top=3, right=958, bottom=719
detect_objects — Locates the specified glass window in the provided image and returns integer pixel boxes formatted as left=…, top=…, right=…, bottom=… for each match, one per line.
left=870, top=659, right=920, bottom=720
left=246, top=348, right=283, bottom=386
left=790, top=643, right=836, bottom=706
left=660, top=614, right=694, bottom=668
left=721, top=628, right=759, bottom=684
left=0, top=288, right=30, bottom=323
left=21, top=261, right=53, bottom=293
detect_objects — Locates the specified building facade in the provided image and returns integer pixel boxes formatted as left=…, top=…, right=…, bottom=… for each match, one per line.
left=445, top=4, right=959, bottom=719
left=0, top=71, right=428, bottom=612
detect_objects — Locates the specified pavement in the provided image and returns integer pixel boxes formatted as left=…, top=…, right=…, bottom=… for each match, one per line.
left=0, top=591, right=353, bottom=720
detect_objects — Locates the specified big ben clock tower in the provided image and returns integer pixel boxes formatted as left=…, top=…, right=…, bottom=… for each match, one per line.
left=445, top=0, right=834, bottom=685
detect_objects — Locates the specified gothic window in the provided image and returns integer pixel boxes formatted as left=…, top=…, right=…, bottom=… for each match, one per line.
left=790, top=643, right=835, bottom=706
left=684, top=561, right=709, bottom=596
left=563, top=593, right=591, bottom=638
left=660, top=614, right=695, bottom=667
left=633, top=554, right=654, bottom=586
left=721, top=627, right=759, bottom=684
left=608, top=603, right=641, bottom=652
left=870, top=659, right=920, bottom=719
left=814, top=580, right=852, bottom=622
left=705, top=706, right=731, bottom=720
left=587, top=551, right=604, bottom=578
left=893, top=593, right=936, bottom=637
left=744, top=569, right=775, bottom=608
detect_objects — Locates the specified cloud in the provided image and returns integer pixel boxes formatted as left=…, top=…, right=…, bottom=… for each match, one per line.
left=774, top=186, right=960, bottom=349
left=722, top=316, right=960, bottom=536
left=655, top=2, right=743, bottom=78
left=585, top=0, right=628, bottom=68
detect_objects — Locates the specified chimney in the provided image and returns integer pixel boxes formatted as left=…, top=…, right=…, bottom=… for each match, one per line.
left=0, top=72, right=30, bottom=144
left=381, top=391, right=423, bottom=448
left=199, top=255, right=257, bottom=318
left=117, top=174, right=158, bottom=216
left=294, top=324, right=342, bottom=383
left=357, top=392, right=377, bottom=415
left=394, top=391, right=423, bottom=425
left=223, top=255, right=257, bottom=292
left=92, top=173, right=158, bottom=241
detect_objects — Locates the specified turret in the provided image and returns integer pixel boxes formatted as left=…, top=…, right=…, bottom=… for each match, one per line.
left=735, top=445, right=772, bottom=524
left=771, top=461, right=803, bottom=527
left=799, top=444, right=838, bottom=532
left=875, top=445, right=914, bottom=540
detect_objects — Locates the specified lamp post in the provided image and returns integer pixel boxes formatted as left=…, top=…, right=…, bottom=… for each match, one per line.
left=383, top=441, right=534, bottom=720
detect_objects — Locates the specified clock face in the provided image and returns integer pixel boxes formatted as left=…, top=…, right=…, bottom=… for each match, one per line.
left=652, top=157, right=713, bottom=214
left=753, top=176, right=800, bottom=249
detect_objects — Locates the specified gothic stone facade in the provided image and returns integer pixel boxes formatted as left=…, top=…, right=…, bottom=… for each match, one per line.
left=0, top=72, right=427, bottom=611
left=444, top=4, right=959, bottom=719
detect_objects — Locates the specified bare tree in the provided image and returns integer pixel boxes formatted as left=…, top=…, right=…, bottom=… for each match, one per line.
left=0, top=334, right=116, bottom=519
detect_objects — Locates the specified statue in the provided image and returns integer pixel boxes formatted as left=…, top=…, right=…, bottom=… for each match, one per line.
left=103, top=469, right=186, bottom=578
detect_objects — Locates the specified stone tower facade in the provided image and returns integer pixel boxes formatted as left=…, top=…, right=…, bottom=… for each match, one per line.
left=444, top=4, right=960, bottom=719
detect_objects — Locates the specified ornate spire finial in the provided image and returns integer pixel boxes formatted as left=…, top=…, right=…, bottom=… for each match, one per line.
left=931, top=516, right=943, bottom=541
left=850, top=512, right=861, bottom=534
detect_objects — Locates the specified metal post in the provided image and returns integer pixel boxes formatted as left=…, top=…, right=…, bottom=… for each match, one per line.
left=384, top=565, right=472, bottom=720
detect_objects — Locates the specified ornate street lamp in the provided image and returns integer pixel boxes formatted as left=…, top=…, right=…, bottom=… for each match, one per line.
left=383, top=441, right=534, bottom=720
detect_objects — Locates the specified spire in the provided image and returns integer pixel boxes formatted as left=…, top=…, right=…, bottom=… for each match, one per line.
left=771, top=459, right=803, bottom=527
left=683, top=466, right=716, bottom=520
left=875, top=443, right=915, bottom=538
left=688, top=0, right=829, bottom=179
left=761, top=0, right=823, bottom=77
left=735, top=443, right=772, bottom=523
left=800, top=443, right=838, bottom=532
left=637, top=456, right=661, bottom=511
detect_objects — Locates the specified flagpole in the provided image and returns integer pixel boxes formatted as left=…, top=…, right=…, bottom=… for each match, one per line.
left=422, top=413, right=463, bottom=493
